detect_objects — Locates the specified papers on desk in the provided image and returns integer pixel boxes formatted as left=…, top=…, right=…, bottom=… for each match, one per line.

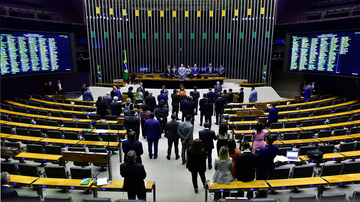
left=95, top=129, right=110, bottom=133
left=274, top=155, right=300, bottom=163
left=96, top=178, right=108, bottom=186
left=80, top=178, right=91, bottom=185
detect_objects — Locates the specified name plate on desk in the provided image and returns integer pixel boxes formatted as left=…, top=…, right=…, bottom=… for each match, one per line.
left=62, top=151, right=108, bottom=164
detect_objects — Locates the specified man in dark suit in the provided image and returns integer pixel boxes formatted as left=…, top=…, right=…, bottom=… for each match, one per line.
left=139, top=82, right=145, bottom=94
left=83, top=87, right=94, bottom=101
left=122, top=131, right=143, bottom=163
left=171, top=89, right=181, bottom=120
left=180, top=95, right=188, bottom=122
left=228, top=89, right=234, bottom=103
left=221, top=89, right=229, bottom=103
left=165, top=114, right=180, bottom=160
left=238, top=87, right=244, bottom=103
left=266, top=103, right=279, bottom=128
left=145, top=92, right=156, bottom=112
left=144, top=113, right=161, bottom=159
left=47, top=81, right=55, bottom=95
left=199, top=93, right=207, bottom=126
left=199, top=122, right=217, bottom=170
left=110, top=96, right=122, bottom=117
left=81, top=83, right=87, bottom=95
left=124, top=110, right=140, bottom=141
left=203, top=99, right=213, bottom=128
left=155, top=101, right=169, bottom=135
left=186, top=96, right=196, bottom=125
left=165, top=65, right=172, bottom=78
left=177, top=115, right=194, bottom=165
left=157, top=90, right=168, bottom=107
left=111, top=86, right=117, bottom=99
left=96, top=96, right=108, bottom=119
left=103, top=93, right=112, bottom=109
left=171, top=65, right=178, bottom=78
left=120, top=150, right=147, bottom=200
left=1, top=172, right=18, bottom=202
left=235, top=141, right=258, bottom=199
left=214, top=81, right=222, bottom=96
left=256, top=135, right=278, bottom=180
left=191, top=86, right=200, bottom=115
left=207, top=88, right=215, bottom=104
left=214, top=96, right=226, bottom=125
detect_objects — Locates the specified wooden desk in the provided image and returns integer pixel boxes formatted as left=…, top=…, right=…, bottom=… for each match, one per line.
left=328, top=122, right=356, bottom=128
left=317, top=135, right=354, bottom=143
left=0, top=133, right=11, bottom=139
left=32, top=178, right=94, bottom=198
left=314, top=109, right=360, bottom=119
left=66, top=98, right=95, bottom=103
left=77, top=140, right=119, bottom=149
left=300, top=125, right=332, bottom=131
left=280, top=138, right=320, bottom=146
left=105, top=130, right=127, bottom=135
left=5, top=100, right=86, bottom=114
left=136, top=76, right=228, bottom=88
left=2, top=121, right=33, bottom=128
left=349, top=133, right=360, bottom=140
left=6, top=135, right=43, bottom=143
left=9, top=174, right=38, bottom=186
left=234, top=130, right=254, bottom=135
left=239, top=82, right=268, bottom=87
left=299, top=153, right=345, bottom=162
left=276, top=97, right=338, bottom=108
left=322, top=173, right=360, bottom=186
left=352, top=120, right=360, bottom=125
left=29, top=124, right=61, bottom=131
left=94, top=82, right=126, bottom=87
left=91, top=181, right=156, bottom=202
left=40, top=138, right=80, bottom=146
left=339, top=151, right=360, bottom=160
left=266, top=179, right=300, bottom=189
left=58, top=127, right=94, bottom=132
left=287, top=117, right=314, bottom=122
left=0, top=109, right=49, bottom=119
left=268, top=128, right=302, bottom=134
left=30, top=98, right=96, bottom=109
left=15, top=152, right=63, bottom=163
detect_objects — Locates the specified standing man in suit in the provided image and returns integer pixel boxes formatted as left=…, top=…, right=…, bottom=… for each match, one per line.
left=122, top=131, right=143, bottom=163
left=124, top=110, right=141, bottom=141
left=235, top=141, right=259, bottom=199
left=299, top=80, right=307, bottom=94
left=96, top=96, right=108, bottom=119
left=47, top=81, right=55, bottom=95
left=165, top=65, right=172, bottom=78
left=171, top=89, right=181, bottom=120
left=203, top=99, right=214, bottom=127
left=120, top=150, right=147, bottom=200
left=221, top=89, right=229, bottom=103
left=111, top=86, right=117, bottom=99
left=171, top=65, right=178, bottom=78
left=81, top=83, right=87, bottom=95
left=157, top=90, right=168, bottom=107
left=186, top=96, right=196, bottom=125
left=206, top=63, right=214, bottom=74
left=214, top=81, right=222, bottom=96
left=103, top=92, right=112, bottom=109
left=162, top=85, right=169, bottom=98
left=214, top=96, right=226, bottom=125
left=207, top=88, right=215, bottom=104
left=199, top=93, right=207, bottom=126
left=145, top=92, right=156, bottom=112
left=110, top=96, right=122, bottom=117
left=256, top=135, right=278, bottom=180
left=228, top=89, right=234, bottom=103
left=266, top=103, right=279, bottom=128
left=165, top=114, right=180, bottom=160
left=1, top=172, right=18, bottom=202
left=178, top=64, right=186, bottom=79
left=218, top=65, right=225, bottom=77
left=116, top=86, right=122, bottom=101
left=191, top=86, right=200, bottom=115
left=199, top=122, right=217, bottom=170
left=155, top=101, right=169, bottom=135
left=83, top=87, right=94, bottom=101
left=311, top=82, right=317, bottom=95
left=177, top=115, right=194, bottom=165
left=238, top=87, right=244, bottom=103
left=249, top=87, right=258, bottom=102
left=192, top=64, right=200, bottom=78
left=144, top=113, right=161, bottom=159
left=180, top=95, right=188, bottom=122
left=56, top=80, right=64, bottom=94
left=303, top=85, right=311, bottom=101
left=139, top=82, right=145, bottom=94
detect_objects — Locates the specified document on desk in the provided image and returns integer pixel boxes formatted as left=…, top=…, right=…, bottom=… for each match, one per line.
left=95, top=129, right=110, bottom=133
left=96, top=178, right=108, bottom=186
left=274, top=155, right=300, bottom=163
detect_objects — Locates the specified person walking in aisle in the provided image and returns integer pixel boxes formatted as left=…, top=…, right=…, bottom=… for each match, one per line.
left=186, top=139, right=207, bottom=194
left=144, top=113, right=161, bottom=159
left=165, top=114, right=180, bottom=160
left=238, top=87, right=244, bottom=103
left=178, top=115, right=194, bottom=165
left=199, top=122, right=217, bottom=170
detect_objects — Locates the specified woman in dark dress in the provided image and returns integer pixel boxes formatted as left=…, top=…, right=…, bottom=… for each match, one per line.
left=186, top=139, right=207, bottom=194
left=216, top=123, right=230, bottom=155
left=96, top=96, right=108, bottom=119
left=127, top=87, right=134, bottom=103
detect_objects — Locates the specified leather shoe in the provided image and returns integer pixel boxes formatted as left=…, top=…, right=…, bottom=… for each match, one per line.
left=154, top=156, right=158, bottom=159
left=175, top=156, right=180, bottom=160
left=208, top=165, right=212, bottom=170
left=199, top=124, right=202, bottom=126
left=166, top=156, right=170, bottom=160
left=149, top=156, right=153, bottom=159
left=182, top=162, right=186, bottom=165
left=194, top=189, right=198, bottom=194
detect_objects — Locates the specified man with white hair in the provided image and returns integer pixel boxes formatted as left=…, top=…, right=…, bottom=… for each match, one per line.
left=1, top=172, right=18, bottom=202
left=110, top=96, right=122, bottom=117
left=103, top=92, right=112, bottom=109
left=178, top=64, right=186, bottom=79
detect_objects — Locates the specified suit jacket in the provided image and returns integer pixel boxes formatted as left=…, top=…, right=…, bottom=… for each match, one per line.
left=96, top=101, right=108, bottom=118
left=238, top=91, right=244, bottom=103
left=111, top=89, right=116, bottom=98
left=235, top=151, right=259, bottom=182
left=214, top=97, right=226, bottom=112
left=122, top=139, right=143, bottom=163
left=183, top=101, right=196, bottom=116
left=178, top=67, right=186, bottom=77
left=221, top=94, right=229, bottom=103
left=171, top=93, right=181, bottom=107
left=124, top=115, right=140, bottom=132
left=191, top=90, right=200, bottom=102
left=115, top=90, right=122, bottom=101
left=157, top=94, right=167, bottom=105
left=81, top=86, right=87, bottom=95
left=256, top=145, right=278, bottom=174
left=214, top=85, right=222, bottom=95
left=177, top=121, right=194, bottom=145
left=110, top=101, right=122, bottom=117
left=83, top=91, right=94, bottom=101
left=207, top=91, right=215, bottom=103
left=171, top=68, right=178, bottom=76
left=186, top=149, right=207, bottom=172
left=103, top=95, right=112, bottom=109
left=120, top=162, right=146, bottom=192
left=203, top=102, right=213, bottom=116
left=144, top=118, right=161, bottom=139
left=303, top=87, right=311, bottom=100
left=1, top=186, right=18, bottom=202
left=199, top=129, right=217, bottom=151
left=268, top=107, right=279, bottom=124
left=127, top=91, right=134, bottom=102
left=206, top=66, right=215, bottom=74
left=165, top=120, right=180, bottom=140
left=165, top=68, right=171, bottom=76
left=145, top=95, right=156, bottom=110
left=199, top=98, right=207, bottom=112
left=155, top=107, right=169, bottom=119
left=192, top=67, right=200, bottom=75
left=249, top=90, right=258, bottom=102
left=218, top=67, right=225, bottom=75
left=228, top=92, right=234, bottom=103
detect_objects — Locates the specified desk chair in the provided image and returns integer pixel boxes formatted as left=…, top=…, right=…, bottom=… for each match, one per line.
left=45, top=166, right=69, bottom=179
left=329, top=117, right=339, bottom=124
left=288, top=113, right=299, bottom=118
left=309, top=103, right=318, bottom=108
left=18, top=194, right=42, bottom=202
left=270, top=123, right=283, bottom=129
left=243, top=115, right=256, bottom=121
left=282, top=132, right=298, bottom=140
left=83, top=133, right=101, bottom=141
left=297, top=99, right=306, bottom=103
left=333, top=107, right=348, bottom=113
left=62, top=106, right=73, bottom=111
left=68, top=147, right=90, bottom=167
left=314, top=119, right=325, bottom=126
left=89, top=148, right=108, bottom=172
left=10, top=115, right=21, bottom=122
left=349, top=191, right=360, bottom=202
left=80, top=198, right=112, bottom=202
left=284, top=122, right=297, bottom=128
left=56, top=99, right=64, bottom=103
left=268, top=167, right=290, bottom=180
left=28, top=109, right=39, bottom=115
left=74, top=101, right=83, bottom=105
left=298, top=146, right=317, bottom=155
left=29, top=129, right=43, bottom=137
left=74, top=107, right=86, bottom=112
left=46, top=120, right=59, bottom=127
left=1, top=103, right=12, bottom=110
left=243, top=134, right=252, bottom=142
left=2, top=114, right=10, bottom=121
left=16, top=128, right=29, bottom=135
left=63, top=121, right=77, bottom=128
left=70, top=167, right=98, bottom=194
left=351, top=114, right=360, bottom=121
left=109, top=123, right=124, bottom=130
left=333, top=129, right=347, bottom=136
left=62, top=112, right=74, bottom=118
left=105, top=115, right=118, bottom=121
left=38, top=110, right=49, bottom=116
left=89, top=114, right=101, bottom=120
left=318, top=130, right=332, bottom=138
left=320, top=193, right=346, bottom=202
left=18, top=164, right=42, bottom=177
left=318, top=144, right=335, bottom=154
left=95, top=123, right=109, bottom=129
left=342, top=161, right=360, bottom=174
left=321, top=109, right=332, bottom=115
left=77, top=122, right=92, bottom=129
left=318, top=163, right=342, bottom=176
left=83, top=102, right=94, bottom=106
left=312, top=110, right=322, bottom=116
left=35, top=119, right=47, bottom=125
left=50, top=112, right=62, bottom=117
left=47, top=131, right=63, bottom=139
left=44, top=196, right=73, bottom=202
left=289, top=194, right=317, bottom=202
left=20, top=117, right=33, bottom=124
left=1, top=126, right=13, bottom=134
left=291, top=165, right=314, bottom=178
left=277, top=147, right=293, bottom=156
left=75, top=114, right=89, bottom=119
left=27, top=144, right=44, bottom=153
left=301, top=121, right=314, bottom=127
left=45, top=145, right=63, bottom=155
left=52, top=105, right=61, bottom=110
left=288, top=106, right=298, bottom=111
left=1, top=162, right=18, bottom=174
left=299, top=112, right=311, bottom=117
left=101, top=134, right=118, bottom=142
left=338, top=115, right=350, bottom=123
left=298, top=131, right=314, bottom=139
left=349, top=127, right=360, bottom=134
left=299, top=105, right=309, bottom=110
left=63, top=132, right=80, bottom=140
left=230, top=116, right=243, bottom=122
left=339, top=142, right=355, bottom=152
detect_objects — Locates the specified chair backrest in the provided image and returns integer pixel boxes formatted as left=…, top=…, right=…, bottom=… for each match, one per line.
left=339, top=142, right=355, bottom=152
left=282, top=132, right=298, bottom=140
left=284, top=122, right=297, bottom=128
left=333, top=129, right=347, bottom=136
left=81, top=198, right=112, bottom=202
left=349, top=127, right=360, bottom=134
left=318, top=130, right=332, bottom=138
left=1, top=126, right=13, bottom=134
left=46, top=120, right=59, bottom=126
left=243, top=115, right=256, bottom=121
left=1, top=162, right=18, bottom=174
left=44, top=166, right=68, bottom=178
left=318, top=144, right=334, bottom=154
left=350, top=191, right=360, bottom=202
left=351, top=114, right=360, bottom=121
left=321, top=109, right=332, bottom=115
left=75, top=113, right=89, bottom=119
left=68, top=147, right=86, bottom=152
left=89, top=148, right=107, bottom=153
left=18, top=164, right=40, bottom=177
left=301, top=121, right=314, bottom=127
left=16, top=128, right=29, bottom=135
left=289, top=194, right=317, bottom=202
left=47, top=131, right=62, bottom=139
left=105, top=115, right=118, bottom=121
left=63, top=121, right=77, bottom=128
left=277, top=147, right=292, bottom=156
left=298, top=146, right=317, bottom=155
left=101, top=134, right=118, bottom=142
left=292, top=165, right=314, bottom=178
left=89, top=114, right=101, bottom=120
left=270, top=123, right=283, bottom=129
left=235, top=124, right=251, bottom=130
left=314, top=119, right=325, bottom=126
left=4, top=142, right=21, bottom=151
left=288, top=113, right=299, bottom=118
left=26, top=144, right=44, bottom=153
left=35, top=119, right=47, bottom=125
left=329, top=117, right=339, bottom=124
left=320, top=193, right=346, bottom=202
left=64, top=132, right=79, bottom=140
left=21, top=117, right=33, bottom=124
left=29, top=129, right=43, bottom=137
left=321, top=163, right=343, bottom=176
left=50, top=112, right=62, bottom=117
left=339, top=115, right=350, bottom=123
left=95, top=123, right=109, bottom=129
left=83, top=133, right=101, bottom=141
left=44, top=196, right=73, bottom=202
left=18, top=194, right=42, bottom=202
left=298, top=131, right=314, bottom=139
left=268, top=167, right=290, bottom=180
left=342, top=161, right=360, bottom=174
left=299, top=112, right=311, bottom=117
left=62, top=112, right=74, bottom=118
left=77, top=122, right=92, bottom=129
left=70, top=167, right=92, bottom=179
left=44, top=145, right=62, bottom=155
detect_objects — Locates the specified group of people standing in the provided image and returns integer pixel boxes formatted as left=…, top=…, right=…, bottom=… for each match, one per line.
left=165, top=63, right=226, bottom=79
left=42, top=80, right=64, bottom=95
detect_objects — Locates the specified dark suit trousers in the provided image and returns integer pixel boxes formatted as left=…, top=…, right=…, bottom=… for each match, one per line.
left=167, top=139, right=179, bottom=157
left=181, top=143, right=191, bottom=164
left=205, top=148, right=213, bottom=167
left=141, top=119, right=146, bottom=138
left=205, top=115, right=212, bottom=128
left=191, top=171, right=206, bottom=189
left=200, top=112, right=204, bottom=125
left=128, top=190, right=146, bottom=201
left=158, top=118, right=167, bottom=134
left=147, top=138, right=159, bottom=157
left=215, top=111, right=223, bottom=124
left=172, top=105, right=179, bottom=118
